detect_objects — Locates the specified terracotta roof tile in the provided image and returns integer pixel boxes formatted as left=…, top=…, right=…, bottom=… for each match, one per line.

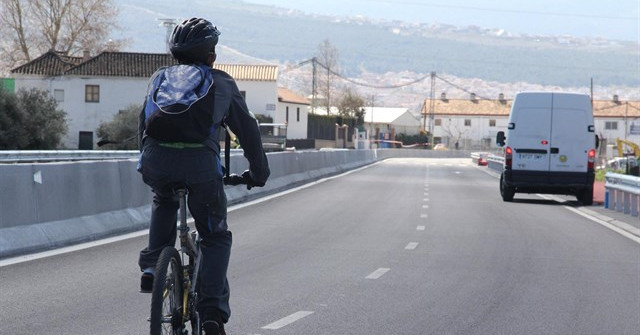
left=421, top=98, right=640, bottom=118
left=11, top=51, right=83, bottom=76
left=215, top=64, right=277, bottom=82
left=11, top=51, right=278, bottom=81
left=64, top=52, right=175, bottom=77
left=421, top=98, right=512, bottom=116
left=278, top=87, right=310, bottom=105
left=593, top=101, right=640, bottom=118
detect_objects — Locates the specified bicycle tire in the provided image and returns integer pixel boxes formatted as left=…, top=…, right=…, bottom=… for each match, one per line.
left=150, top=247, right=184, bottom=335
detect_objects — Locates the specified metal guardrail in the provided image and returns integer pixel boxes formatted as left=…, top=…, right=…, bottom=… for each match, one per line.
left=0, top=149, right=245, bottom=163
left=486, top=153, right=504, bottom=171
left=0, top=150, right=141, bottom=163
left=604, top=172, right=640, bottom=216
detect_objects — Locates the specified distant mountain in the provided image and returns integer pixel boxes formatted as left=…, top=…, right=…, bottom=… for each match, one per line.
left=114, top=0, right=639, bottom=107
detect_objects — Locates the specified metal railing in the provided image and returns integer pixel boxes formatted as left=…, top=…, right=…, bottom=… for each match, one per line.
left=604, top=172, right=640, bottom=216
left=0, top=150, right=140, bottom=163
left=0, top=149, right=245, bottom=163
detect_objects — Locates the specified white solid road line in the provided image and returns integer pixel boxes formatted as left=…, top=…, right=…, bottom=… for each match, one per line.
left=477, top=165, right=640, bottom=245
left=0, top=229, right=150, bottom=268
left=366, top=267, right=391, bottom=279
left=537, top=194, right=640, bottom=245
left=262, top=311, right=314, bottom=330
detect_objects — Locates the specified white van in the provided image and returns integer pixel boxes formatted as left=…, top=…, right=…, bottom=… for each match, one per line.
left=496, top=92, right=598, bottom=204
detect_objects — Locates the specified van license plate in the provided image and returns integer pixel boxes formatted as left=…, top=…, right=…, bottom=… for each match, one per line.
left=518, top=153, right=543, bottom=160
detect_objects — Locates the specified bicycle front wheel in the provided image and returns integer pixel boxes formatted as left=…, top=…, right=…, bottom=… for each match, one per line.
left=150, top=247, right=184, bottom=335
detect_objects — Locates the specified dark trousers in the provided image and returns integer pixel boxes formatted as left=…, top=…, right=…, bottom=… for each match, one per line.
left=137, top=143, right=232, bottom=322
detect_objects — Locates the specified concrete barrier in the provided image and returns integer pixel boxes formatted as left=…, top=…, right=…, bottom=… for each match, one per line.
left=0, top=149, right=470, bottom=258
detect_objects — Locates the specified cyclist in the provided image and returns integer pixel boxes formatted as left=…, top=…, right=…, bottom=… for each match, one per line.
left=137, top=17, right=270, bottom=335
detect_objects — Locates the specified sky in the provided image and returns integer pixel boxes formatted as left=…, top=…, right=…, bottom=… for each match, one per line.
left=244, top=0, right=640, bottom=42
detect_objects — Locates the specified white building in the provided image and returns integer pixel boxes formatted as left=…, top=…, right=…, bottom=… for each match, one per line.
left=11, top=51, right=284, bottom=149
left=276, top=87, right=310, bottom=139
left=314, top=106, right=421, bottom=135
left=362, top=106, right=421, bottom=137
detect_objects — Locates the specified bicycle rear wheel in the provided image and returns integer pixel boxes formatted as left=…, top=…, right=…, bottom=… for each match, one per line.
left=150, top=247, right=184, bottom=335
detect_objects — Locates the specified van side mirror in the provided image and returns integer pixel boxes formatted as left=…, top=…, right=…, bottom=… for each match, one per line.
left=496, top=131, right=506, bottom=147
left=595, top=135, right=600, bottom=149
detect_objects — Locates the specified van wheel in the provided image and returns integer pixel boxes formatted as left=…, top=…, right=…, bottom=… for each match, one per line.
left=500, top=174, right=515, bottom=202
left=578, top=187, right=593, bottom=206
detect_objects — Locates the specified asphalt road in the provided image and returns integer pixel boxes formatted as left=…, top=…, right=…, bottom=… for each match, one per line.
left=1, top=158, right=639, bottom=335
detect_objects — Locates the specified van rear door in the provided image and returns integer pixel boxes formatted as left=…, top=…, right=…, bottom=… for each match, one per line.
left=510, top=93, right=552, bottom=172
left=549, top=94, right=592, bottom=173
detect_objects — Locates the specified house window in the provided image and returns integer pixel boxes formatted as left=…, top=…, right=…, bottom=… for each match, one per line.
left=296, top=107, right=300, bottom=122
left=85, top=85, right=100, bottom=103
left=465, top=119, right=472, bottom=126
left=54, top=89, right=64, bottom=102
left=605, top=121, right=618, bottom=130
left=434, top=118, right=442, bottom=126
left=286, top=106, right=289, bottom=122
left=489, top=119, right=496, bottom=127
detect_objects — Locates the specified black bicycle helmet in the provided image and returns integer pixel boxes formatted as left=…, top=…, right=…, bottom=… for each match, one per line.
left=169, top=18, right=220, bottom=63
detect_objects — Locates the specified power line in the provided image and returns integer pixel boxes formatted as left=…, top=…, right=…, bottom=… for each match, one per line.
left=291, top=57, right=498, bottom=96
left=434, top=74, right=491, bottom=100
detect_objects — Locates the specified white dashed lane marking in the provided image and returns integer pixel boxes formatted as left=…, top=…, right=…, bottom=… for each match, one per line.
left=417, top=225, right=426, bottom=231
left=262, top=311, right=314, bottom=330
left=366, top=268, right=390, bottom=279
left=405, top=242, right=419, bottom=250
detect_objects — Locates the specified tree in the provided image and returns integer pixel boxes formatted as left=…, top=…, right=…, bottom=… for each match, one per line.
left=441, top=119, right=470, bottom=149
left=315, top=39, right=340, bottom=115
left=0, top=0, right=124, bottom=72
left=0, top=86, right=28, bottom=149
left=0, top=87, right=67, bottom=149
left=336, top=87, right=365, bottom=125
left=96, top=104, right=141, bottom=150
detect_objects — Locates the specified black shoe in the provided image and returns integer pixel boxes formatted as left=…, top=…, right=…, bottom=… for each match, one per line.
left=202, top=309, right=226, bottom=335
left=140, top=272, right=154, bottom=293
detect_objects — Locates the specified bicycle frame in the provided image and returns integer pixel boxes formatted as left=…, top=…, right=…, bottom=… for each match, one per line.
left=175, top=189, right=202, bottom=332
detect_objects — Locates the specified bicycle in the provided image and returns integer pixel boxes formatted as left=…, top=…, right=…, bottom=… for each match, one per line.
left=148, top=171, right=249, bottom=335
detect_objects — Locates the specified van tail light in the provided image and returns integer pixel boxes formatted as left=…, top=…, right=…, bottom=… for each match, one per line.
left=505, top=146, right=513, bottom=168
left=587, top=149, right=596, bottom=170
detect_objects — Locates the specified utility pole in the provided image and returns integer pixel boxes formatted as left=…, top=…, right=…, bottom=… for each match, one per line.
left=326, top=62, right=331, bottom=115
left=625, top=101, right=629, bottom=140
left=311, top=57, right=317, bottom=114
left=428, top=71, right=436, bottom=147
left=158, top=18, right=177, bottom=53
left=370, top=95, right=375, bottom=146
left=295, top=57, right=319, bottom=114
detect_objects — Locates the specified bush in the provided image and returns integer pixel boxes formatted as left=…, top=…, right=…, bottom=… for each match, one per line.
left=96, top=104, right=141, bottom=150
left=0, top=87, right=67, bottom=149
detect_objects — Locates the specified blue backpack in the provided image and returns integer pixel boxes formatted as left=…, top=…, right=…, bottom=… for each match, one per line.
left=144, top=65, right=216, bottom=143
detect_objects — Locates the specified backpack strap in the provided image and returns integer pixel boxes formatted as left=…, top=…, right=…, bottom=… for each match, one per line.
left=224, top=122, right=231, bottom=178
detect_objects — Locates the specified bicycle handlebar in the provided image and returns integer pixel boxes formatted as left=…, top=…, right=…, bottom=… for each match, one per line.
left=223, top=174, right=247, bottom=186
